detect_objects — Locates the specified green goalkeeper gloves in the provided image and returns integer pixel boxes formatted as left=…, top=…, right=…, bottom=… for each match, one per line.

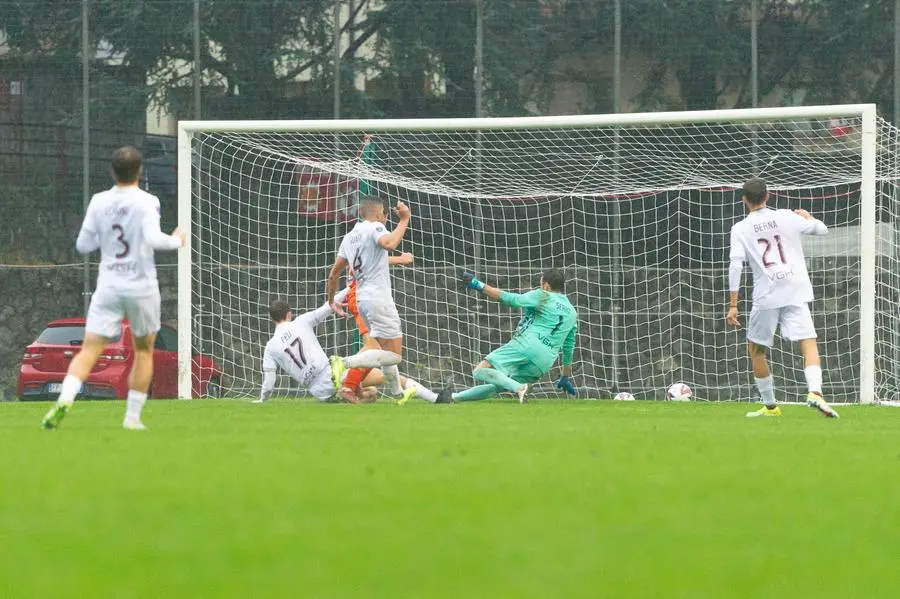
left=460, top=270, right=486, bottom=291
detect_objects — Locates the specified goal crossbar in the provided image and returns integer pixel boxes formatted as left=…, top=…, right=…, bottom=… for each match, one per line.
left=179, top=104, right=876, bottom=133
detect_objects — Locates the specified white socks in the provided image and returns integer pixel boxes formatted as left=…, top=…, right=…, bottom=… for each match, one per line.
left=343, top=350, right=401, bottom=369
left=383, top=365, right=403, bottom=396
left=125, top=390, right=148, bottom=422
left=57, top=374, right=83, bottom=407
left=403, top=377, right=437, bottom=402
left=804, top=365, right=823, bottom=394
left=755, top=375, right=776, bottom=407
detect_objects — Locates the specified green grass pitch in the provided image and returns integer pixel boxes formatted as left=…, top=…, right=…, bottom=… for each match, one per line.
left=2, top=399, right=899, bottom=598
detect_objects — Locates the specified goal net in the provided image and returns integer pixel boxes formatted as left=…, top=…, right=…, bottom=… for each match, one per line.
left=178, top=105, right=899, bottom=403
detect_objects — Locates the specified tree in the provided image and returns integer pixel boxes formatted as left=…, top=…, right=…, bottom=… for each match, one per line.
left=547, top=0, right=894, bottom=114
left=363, top=0, right=553, bottom=117
left=0, top=0, right=390, bottom=123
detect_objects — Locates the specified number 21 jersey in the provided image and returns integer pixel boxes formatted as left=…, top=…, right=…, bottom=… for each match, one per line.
left=729, top=207, right=827, bottom=310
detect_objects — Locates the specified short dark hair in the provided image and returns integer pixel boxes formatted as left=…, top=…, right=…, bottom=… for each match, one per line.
left=542, top=268, right=565, bottom=292
left=268, top=299, right=290, bottom=323
left=111, top=146, right=143, bottom=183
left=359, top=195, right=386, bottom=218
left=742, top=178, right=768, bottom=206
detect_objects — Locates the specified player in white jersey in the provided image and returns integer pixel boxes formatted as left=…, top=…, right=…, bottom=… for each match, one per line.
left=325, top=196, right=410, bottom=398
left=726, top=178, right=839, bottom=418
left=256, top=291, right=449, bottom=404
left=42, top=146, right=185, bottom=430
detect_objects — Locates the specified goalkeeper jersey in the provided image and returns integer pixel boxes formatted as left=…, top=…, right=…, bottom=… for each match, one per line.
left=499, top=289, right=578, bottom=372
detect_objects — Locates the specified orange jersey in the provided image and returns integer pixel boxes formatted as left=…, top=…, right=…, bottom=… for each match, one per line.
left=346, top=279, right=369, bottom=336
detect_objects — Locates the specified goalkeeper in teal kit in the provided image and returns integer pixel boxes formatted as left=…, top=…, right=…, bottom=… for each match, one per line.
left=453, top=268, right=578, bottom=402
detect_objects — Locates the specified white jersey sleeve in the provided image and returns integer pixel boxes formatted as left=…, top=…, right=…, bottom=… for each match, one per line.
left=294, top=303, right=335, bottom=329
left=262, top=342, right=277, bottom=371
left=789, top=210, right=829, bottom=236
left=260, top=344, right=278, bottom=402
left=76, top=197, right=101, bottom=254
left=141, top=197, right=182, bottom=250
left=729, top=225, right=746, bottom=263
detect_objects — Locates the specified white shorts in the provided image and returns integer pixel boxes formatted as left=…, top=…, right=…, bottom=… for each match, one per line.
left=747, top=304, right=817, bottom=347
left=308, top=367, right=336, bottom=402
left=357, top=298, right=402, bottom=340
left=86, top=287, right=161, bottom=339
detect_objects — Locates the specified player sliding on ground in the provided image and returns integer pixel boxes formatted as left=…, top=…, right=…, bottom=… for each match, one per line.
left=453, top=268, right=578, bottom=403
left=42, top=146, right=185, bottom=430
left=726, top=178, right=839, bottom=418
left=326, top=196, right=410, bottom=402
left=258, top=292, right=448, bottom=404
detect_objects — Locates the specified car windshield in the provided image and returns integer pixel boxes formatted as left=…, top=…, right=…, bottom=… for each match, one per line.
left=37, top=325, right=121, bottom=345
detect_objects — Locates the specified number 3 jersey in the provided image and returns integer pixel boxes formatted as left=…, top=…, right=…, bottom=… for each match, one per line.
left=77, top=186, right=180, bottom=296
left=729, top=207, right=828, bottom=310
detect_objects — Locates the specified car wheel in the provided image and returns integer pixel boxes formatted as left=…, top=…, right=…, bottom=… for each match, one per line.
left=205, top=377, right=222, bottom=398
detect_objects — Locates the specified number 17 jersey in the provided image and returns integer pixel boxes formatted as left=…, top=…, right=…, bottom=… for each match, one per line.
left=729, top=207, right=827, bottom=310
left=262, top=306, right=332, bottom=390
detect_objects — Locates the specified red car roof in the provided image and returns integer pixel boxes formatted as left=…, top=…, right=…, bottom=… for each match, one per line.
left=47, top=317, right=88, bottom=326
left=47, top=318, right=141, bottom=327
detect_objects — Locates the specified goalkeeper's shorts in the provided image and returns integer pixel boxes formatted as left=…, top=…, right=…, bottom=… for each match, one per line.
left=346, top=283, right=370, bottom=336
left=485, top=343, right=546, bottom=384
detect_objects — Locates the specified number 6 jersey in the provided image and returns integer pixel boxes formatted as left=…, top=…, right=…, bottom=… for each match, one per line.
left=336, top=220, right=391, bottom=302
left=729, top=207, right=828, bottom=310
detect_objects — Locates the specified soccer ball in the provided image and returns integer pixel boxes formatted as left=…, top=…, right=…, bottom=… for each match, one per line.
left=666, top=383, right=692, bottom=402
left=613, top=391, right=635, bottom=401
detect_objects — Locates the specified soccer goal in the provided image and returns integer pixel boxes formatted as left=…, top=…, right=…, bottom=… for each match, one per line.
left=177, top=104, right=900, bottom=404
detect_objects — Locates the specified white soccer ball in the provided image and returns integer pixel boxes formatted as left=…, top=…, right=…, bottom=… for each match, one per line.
left=666, top=383, right=692, bottom=402
left=613, top=391, right=635, bottom=401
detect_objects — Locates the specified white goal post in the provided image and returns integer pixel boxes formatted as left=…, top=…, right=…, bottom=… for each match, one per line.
left=177, top=104, right=892, bottom=403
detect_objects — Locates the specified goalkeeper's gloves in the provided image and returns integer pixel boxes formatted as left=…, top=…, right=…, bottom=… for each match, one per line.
left=556, top=375, right=577, bottom=396
left=461, top=270, right=486, bottom=291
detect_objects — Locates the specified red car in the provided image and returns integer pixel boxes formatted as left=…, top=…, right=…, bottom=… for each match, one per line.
left=17, top=318, right=223, bottom=400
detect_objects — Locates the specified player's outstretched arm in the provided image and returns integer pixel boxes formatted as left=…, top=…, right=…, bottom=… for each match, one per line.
left=377, top=201, right=411, bottom=251
left=299, top=290, right=350, bottom=328
left=793, top=208, right=828, bottom=235
left=258, top=347, right=277, bottom=403
left=326, top=256, right=349, bottom=305
left=259, top=369, right=276, bottom=403
left=460, top=271, right=545, bottom=306
left=388, top=252, right=414, bottom=266
left=460, top=270, right=503, bottom=300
